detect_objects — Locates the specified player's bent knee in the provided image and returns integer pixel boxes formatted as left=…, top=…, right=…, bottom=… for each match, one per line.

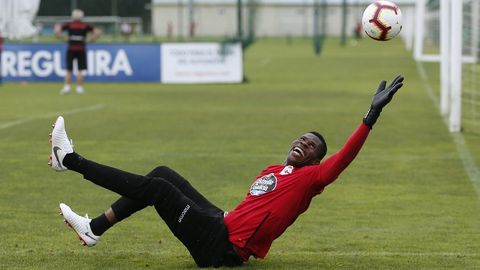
left=146, top=165, right=173, bottom=178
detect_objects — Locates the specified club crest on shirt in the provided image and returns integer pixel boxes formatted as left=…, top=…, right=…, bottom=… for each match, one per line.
left=250, top=173, right=277, bottom=196
left=279, top=165, right=294, bottom=175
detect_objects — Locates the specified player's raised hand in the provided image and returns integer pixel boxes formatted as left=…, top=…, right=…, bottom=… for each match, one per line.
left=363, top=75, right=404, bottom=128
left=371, top=75, right=404, bottom=110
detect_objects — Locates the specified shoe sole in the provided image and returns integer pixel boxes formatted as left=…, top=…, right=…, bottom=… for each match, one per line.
left=48, top=123, right=55, bottom=169
left=48, top=121, right=66, bottom=171
left=59, top=209, right=89, bottom=247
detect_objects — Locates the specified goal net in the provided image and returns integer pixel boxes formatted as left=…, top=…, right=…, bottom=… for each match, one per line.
left=415, top=0, right=441, bottom=60
left=462, top=0, right=480, bottom=132
left=415, top=0, right=480, bottom=133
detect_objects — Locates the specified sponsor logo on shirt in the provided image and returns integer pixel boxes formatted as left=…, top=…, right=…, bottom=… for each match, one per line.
left=250, top=173, right=277, bottom=196
left=279, top=165, right=293, bottom=175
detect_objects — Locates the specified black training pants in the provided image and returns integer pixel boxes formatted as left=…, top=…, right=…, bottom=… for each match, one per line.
left=68, top=157, right=243, bottom=267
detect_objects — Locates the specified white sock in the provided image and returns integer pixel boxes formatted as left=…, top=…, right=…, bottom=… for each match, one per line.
left=63, top=84, right=71, bottom=91
left=76, top=86, right=84, bottom=93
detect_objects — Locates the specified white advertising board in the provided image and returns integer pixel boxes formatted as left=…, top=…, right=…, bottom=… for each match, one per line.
left=161, top=43, right=243, bottom=84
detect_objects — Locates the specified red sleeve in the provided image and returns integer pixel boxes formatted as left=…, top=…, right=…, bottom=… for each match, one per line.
left=87, top=24, right=94, bottom=32
left=61, top=23, right=69, bottom=31
left=312, top=122, right=370, bottom=189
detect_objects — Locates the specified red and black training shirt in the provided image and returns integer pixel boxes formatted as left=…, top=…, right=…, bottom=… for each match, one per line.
left=61, top=21, right=94, bottom=52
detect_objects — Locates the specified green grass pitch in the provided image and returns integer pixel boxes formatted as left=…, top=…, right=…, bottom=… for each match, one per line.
left=1, top=38, right=479, bottom=269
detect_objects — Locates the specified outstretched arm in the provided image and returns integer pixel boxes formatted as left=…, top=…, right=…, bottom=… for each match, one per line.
left=54, top=24, right=68, bottom=43
left=86, top=27, right=102, bottom=44
left=315, top=75, right=404, bottom=187
left=317, top=122, right=369, bottom=186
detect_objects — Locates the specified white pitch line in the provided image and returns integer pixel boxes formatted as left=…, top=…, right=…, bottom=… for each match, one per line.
left=281, top=251, right=479, bottom=257
left=416, top=61, right=480, bottom=197
left=0, top=104, right=105, bottom=130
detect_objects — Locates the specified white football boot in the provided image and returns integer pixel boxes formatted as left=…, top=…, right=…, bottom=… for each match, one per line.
left=49, top=116, right=74, bottom=171
left=59, top=203, right=100, bottom=247
left=60, top=85, right=71, bottom=95
left=76, top=86, right=85, bottom=94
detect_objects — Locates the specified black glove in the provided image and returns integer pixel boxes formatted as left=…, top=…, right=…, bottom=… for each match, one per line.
left=363, top=75, right=404, bottom=128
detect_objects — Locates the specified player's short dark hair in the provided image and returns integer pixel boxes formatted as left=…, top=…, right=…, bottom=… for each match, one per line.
left=309, top=131, right=327, bottom=160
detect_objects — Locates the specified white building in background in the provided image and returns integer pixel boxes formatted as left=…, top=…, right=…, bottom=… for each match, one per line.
left=152, top=0, right=415, bottom=40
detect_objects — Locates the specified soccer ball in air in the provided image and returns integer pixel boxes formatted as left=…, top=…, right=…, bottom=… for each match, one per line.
left=362, top=1, right=402, bottom=41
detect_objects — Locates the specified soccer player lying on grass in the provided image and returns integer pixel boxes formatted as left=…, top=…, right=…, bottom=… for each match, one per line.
left=49, top=75, right=404, bottom=267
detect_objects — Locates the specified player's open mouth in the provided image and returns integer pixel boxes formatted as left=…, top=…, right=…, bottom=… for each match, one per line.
left=292, top=146, right=304, bottom=157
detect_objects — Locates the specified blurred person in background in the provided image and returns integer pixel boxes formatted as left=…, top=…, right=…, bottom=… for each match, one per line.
left=54, top=9, right=101, bottom=95
left=354, top=21, right=363, bottom=40
left=120, top=22, right=133, bottom=42
left=0, top=36, right=3, bottom=85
